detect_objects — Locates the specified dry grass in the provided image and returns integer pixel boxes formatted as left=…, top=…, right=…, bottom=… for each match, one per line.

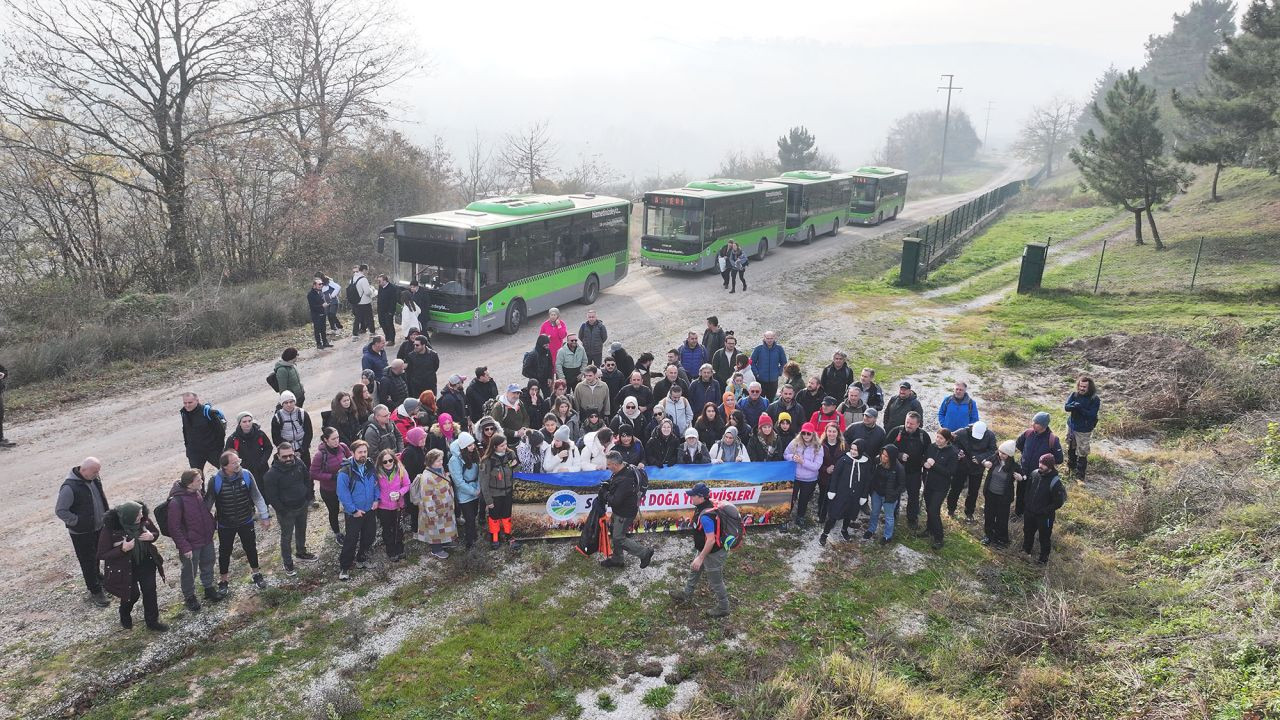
left=982, top=588, right=1089, bottom=660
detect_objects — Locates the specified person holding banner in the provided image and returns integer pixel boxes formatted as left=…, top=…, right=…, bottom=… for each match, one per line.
left=645, top=418, right=681, bottom=468
left=747, top=414, right=786, bottom=462
left=677, top=427, right=711, bottom=464
left=599, top=452, right=655, bottom=569
left=668, top=482, right=731, bottom=618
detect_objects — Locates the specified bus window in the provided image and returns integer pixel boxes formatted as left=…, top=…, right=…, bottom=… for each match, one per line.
left=645, top=204, right=702, bottom=241
left=528, top=219, right=558, bottom=275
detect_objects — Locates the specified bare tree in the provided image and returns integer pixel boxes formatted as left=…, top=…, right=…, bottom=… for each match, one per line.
left=456, top=130, right=503, bottom=204
left=498, top=120, right=556, bottom=192
left=1015, top=97, right=1078, bottom=177
left=259, top=0, right=419, bottom=178
left=0, top=0, right=277, bottom=279
left=716, top=148, right=778, bottom=180
left=557, top=151, right=618, bottom=194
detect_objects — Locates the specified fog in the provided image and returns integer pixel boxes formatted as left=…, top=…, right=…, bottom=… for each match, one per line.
left=390, top=0, right=1195, bottom=180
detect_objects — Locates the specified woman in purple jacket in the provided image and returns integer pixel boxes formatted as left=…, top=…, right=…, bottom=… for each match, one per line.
left=310, top=427, right=353, bottom=543
left=166, top=469, right=224, bottom=612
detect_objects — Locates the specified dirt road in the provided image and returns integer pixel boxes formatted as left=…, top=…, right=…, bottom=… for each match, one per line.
left=0, top=161, right=1027, bottom=654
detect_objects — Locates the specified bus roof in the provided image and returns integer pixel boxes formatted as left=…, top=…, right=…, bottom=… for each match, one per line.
left=850, top=166, right=908, bottom=178
left=394, top=193, right=629, bottom=231
left=762, top=170, right=853, bottom=185
left=646, top=178, right=787, bottom=200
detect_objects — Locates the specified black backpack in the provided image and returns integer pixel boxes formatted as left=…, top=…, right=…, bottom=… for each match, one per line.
left=153, top=499, right=174, bottom=538
left=521, top=350, right=538, bottom=379
left=346, top=278, right=361, bottom=305
left=266, top=370, right=280, bottom=392
left=634, top=464, right=649, bottom=502
left=702, top=502, right=745, bottom=551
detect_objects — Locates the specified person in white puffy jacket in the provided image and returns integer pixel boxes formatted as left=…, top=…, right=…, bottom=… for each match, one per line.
left=579, top=427, right=615, bottom=471
left=542, top=426, right=582, bottom=472
left=661, top=385, right=695, bottom=435
left=709, top=426, right=753, bottom=464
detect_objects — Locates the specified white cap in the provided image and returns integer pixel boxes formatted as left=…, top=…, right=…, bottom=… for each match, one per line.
left=972, top=421, right=987, bottom=440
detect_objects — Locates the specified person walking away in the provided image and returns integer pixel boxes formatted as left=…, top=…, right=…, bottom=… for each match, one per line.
left=412, top=449, right=457, bottom=558
left=180, top=392, right=227, bottom=476
left=1023, top=453, right=1068, bottom=564
left=578, top=309, right=608, bottom=366
left=921, top=429, right=960, bottom=550
left=820, top=351, right=854, bottom=401
left=785, top=423, right=824, bottom=528
left=311, top=428, right=352, bottom=545
left=271, top=391, right=314, bottom=464
left=816, top=423, right=845, bottom=523
left=449, top=433, right=482, bottom=550
left=951, top=421, right=996, bottom=522
left=981, top=441, right=1021, bottom=547
left=480, top=435, right=516, bottom=549
left=609, top=341, right=634, bottom=379
left=599, top=452, right=656, bottom=569
left=273, top=347, right=306, bottom=407
left=864, top=445, right=905, bottom=544
left=307, top=279, right=331, bottom=349
left=716, top=245, right=731, bottom=289
left=336, top=441, right=379, bottom=579
left=166, top=469, right=224, bottom=611
left=1064, top=375, right=1100, bottom=480
left=407, top=278, right=430, bottom=331
left=261, top=443, right=315, bottom=577
left=400, top=289, right=421, bottom=334
left=0, top=363, right=10, bottom=448
left=55, top=457, right=111, bottom=606
left=728, top=241, right=748, bottom=292
left=1014, top=412, right=1063, bottom=519
left=883, top=382, right=922, bottom=435
left=668, top=483, right=731, bottom=617
left=375, top=274, right=399, bottom=344
left=750, top=331, right=787, bottom=401
left=374, top=449, right=410, bottom=562
left=886, top=412, right=930, bottom=529
left=97, top=501, right=168, bottom=631
left=822, top=441, right=868, bottom=544
left=350, top=264, right=375, bottom=340
left=937, top=381, right=980, bottom=432
left=401, top=426, right=429, bottom=533
left=703, top=316, right=726, bottom=358
left=205, top=450, right=270, bottom=591
left=226, top=412, right=272, bottom=484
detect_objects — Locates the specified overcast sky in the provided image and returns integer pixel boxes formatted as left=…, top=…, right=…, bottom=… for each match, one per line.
left=390, top=0, right=1208, bottom=182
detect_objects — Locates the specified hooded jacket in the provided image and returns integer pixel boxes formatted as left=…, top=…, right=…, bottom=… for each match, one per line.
left=844, top=422, right=887, bottom=462
left=828, top=451, right=869, bottom=519
left=662, top=396, right=695, bottom=434
left=270, top=409, right=313, bottom=455
left=676, top=440, right=711, bottom=464
left=336, top=457, right=378, bottom=513
left=604, top=464, right=641, bottom=517
left=580, top=430, right=613, bottom=470
left=1024, top=468, right=1067, bottom=515
left=820, top=363, right=854, bottom=401
left=465, top=378, right=499, bottom=422
left=883, top=392, right=923, bottom=434
left=479, top=450, right=515, bottom=500
left=377, top=468, right=411, bottom=510
left=645, top=430, right=681, bottom=467
left=448, top=437, right=481, bottom=503
left=924, top=443, right=961, bottom=493
left=310, top=441, right=352, bottom=493
left=166, top=481, right=216, bottom=555
left=261, top=455, right=313, bottom=513
left=870, top=449, right=907, bottom=500
left=97, top=507, right=165, bottom=600
left=273, top=360, right=305, bottom=406
left=1016, top=427, right=1064, bottom=478
left=747, top=429, right=785, bottom=462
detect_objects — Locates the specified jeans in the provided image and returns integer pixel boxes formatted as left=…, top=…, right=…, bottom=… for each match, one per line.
left=178, top=543, right=216, bottom=597
left=121, top=556, right=159, bottom=623
left=276, top=507, right=309, bottom=566
left=340, top=512, right=378, bottom=570
left=924, top=487, right=948, bottom=545
left=1023, top=511, right=1055, bottom=560
left=868, top=493, right=897, bottom=540
left=792, top=481, right=817, bottom=524
left=609, top=514, right=647, bottom=563
left=682, top=549, right=729, bottom=611
left=457, top=500, right=478, bottom=549
left=217, top=524, right=259, bottom=575
left=310, top=313, right=328, bottom=348
left=984, top=490, right=1012, bottom=545
left=377, top=508, right=404, bottom=558
left=320, top=489, right=341, bottom=535
left=69, top=531, right=103, bottom=594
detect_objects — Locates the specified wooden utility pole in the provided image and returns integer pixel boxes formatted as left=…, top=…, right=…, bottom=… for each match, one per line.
left=937, top=74, right=964, bottom=181
left=983, top=100, right=995, bottom=148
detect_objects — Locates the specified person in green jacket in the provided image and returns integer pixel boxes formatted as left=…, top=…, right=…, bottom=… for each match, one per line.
left=274, top=348, right=306, bottom=407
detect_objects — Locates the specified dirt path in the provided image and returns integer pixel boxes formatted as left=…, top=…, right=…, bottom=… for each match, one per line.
left=0, top=161, right=1029, bottom=669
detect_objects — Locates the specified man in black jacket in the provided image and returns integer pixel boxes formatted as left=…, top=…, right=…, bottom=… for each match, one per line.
left=615, top=372, right=654, bottom=418
left=376, top=274, right=399, bottom=344
left=181, top=392, right=227, bottom=476
left=882, top=382, right=923, bottom=432
left=854, top=367, right=885, bottom=411
left=1023, top=453, right=1068, bottom=564
left=54, top=457, right=111, bottom=606
left=820, top=351, right=854, bottom=401
left=404, top=336, right=440, bottom=397
left=439, top=374, right=471, bottom=430
left=465, top=368, right=498, bottom=422
left=261, top=444, right=316, bottom=575
left=844, top=408, right=887, bottom=462
left=950, top=421, right=997, bottom=522
left=599, top=452, right=655, bottom=569
left=886, top=412, right=930, bottom=528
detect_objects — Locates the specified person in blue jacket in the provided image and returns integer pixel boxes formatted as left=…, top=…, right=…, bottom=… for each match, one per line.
left=336, top=440, right=379, bottom=580
left=1064, top=375, right=1100, bottom=480
left=678, top=331, right=709, bottom=381
left=360, top=336, right=388, bottom=379
left=1014, top=412, right=1063, bottom=519
left=937, top=381, right=980, bottom=432
left=448, top=432, right=481, bottom=550
left=749, top=331, right=788, bottom=401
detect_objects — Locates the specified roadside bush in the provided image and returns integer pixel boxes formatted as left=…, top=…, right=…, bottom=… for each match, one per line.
left=982, top=588, right=1088, bottom=660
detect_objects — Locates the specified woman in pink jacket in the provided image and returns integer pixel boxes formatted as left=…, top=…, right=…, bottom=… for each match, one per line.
left=785, top=422, right=825, bottom=529
left=539, top=308, right=568, bottom=371
left=311, top=428, right=353, bottom=544
left=374, top=448, right=411, bottom=562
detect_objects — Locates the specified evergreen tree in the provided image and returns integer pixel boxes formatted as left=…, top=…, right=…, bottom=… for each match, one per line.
left=1198, top=0, right=1280, bottom=172
left=1172, top=81, right=1251, bottom=200
left=1077, top=65, right=1123, bottom=139
left=1070, top=70, right=1192, bottom=249
left=776, top=126, right=820, bottom=171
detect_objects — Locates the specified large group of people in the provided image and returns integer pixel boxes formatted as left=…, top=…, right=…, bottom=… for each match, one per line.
left=53, top=287, right=1096, bottom=626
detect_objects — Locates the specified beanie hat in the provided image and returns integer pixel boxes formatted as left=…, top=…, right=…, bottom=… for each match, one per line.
left=1039, top=453, right=1057, bottom=468
left=822, top=395, right=837, bottom=406
left=609, top=341, right=623, bottom=352
left=281, top=347, right=298, bottom=362
left=757, top=413, right=773, bottom=426
left=724, top=426, right=739, bottom=438
left=778, top=412, right=792, bottom=423
left=972, top=421, right=987, bottom=440
left=1033, top=411, right=1051, bottom=427
left=279, top=390, right=296, bottom=403
left=362, top=368, right=377, bottom=382
left=684, top=427, right=700, bottom=439
left=236, top=411, right=254, bottom=424
left=688, top=482, right=711, bottom=498
left=457, top=431, right=476, bottom=449
left=405, top=427, right=427, bottom=446
left=401, top=398, right=420, bottom=413
left=999, top=440, right=1016, bottom=456
left=554, top=426, right=572, bottom=442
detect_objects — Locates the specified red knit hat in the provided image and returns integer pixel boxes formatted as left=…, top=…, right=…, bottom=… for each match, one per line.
left=757, top=414, right=773, bottom=426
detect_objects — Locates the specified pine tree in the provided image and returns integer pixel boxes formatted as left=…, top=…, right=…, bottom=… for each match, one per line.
left=1172, top=81, right=1250, bottom=200
left=1070, top=70, right=1192, bottom=249
left=1198, top=0, right=1280, bottom=172
left=776, top=126, right=820, bottom=171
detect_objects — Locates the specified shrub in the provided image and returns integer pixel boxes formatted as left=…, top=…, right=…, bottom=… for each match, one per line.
left=982, top=588, right=1088, bottom=659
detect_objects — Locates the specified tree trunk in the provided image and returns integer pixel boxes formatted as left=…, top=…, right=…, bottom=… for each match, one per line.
left=1146, top=207, right=1164, bottom=250
left=1211, top=161, right=1222, bottom=202
left=1132, top=210, right=1145, bottom=245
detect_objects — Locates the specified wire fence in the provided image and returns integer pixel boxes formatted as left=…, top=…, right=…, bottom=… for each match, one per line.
left=1039, top=233, right=1280, bottom=295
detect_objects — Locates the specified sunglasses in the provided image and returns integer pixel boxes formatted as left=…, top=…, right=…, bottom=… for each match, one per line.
left=381, top=459, right=396, bottom=465
left=800, top=431, right=812, bottom=436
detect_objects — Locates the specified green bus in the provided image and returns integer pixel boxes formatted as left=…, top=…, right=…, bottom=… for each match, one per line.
left=847, top=166, right=909, bottom=226
left=763, top=170, right=854, bottom=244
left=389, top=193, right=630, bottom=336
left=640, top=179, right=787, bottom=271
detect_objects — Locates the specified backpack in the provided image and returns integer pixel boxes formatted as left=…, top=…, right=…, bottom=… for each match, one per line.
left=266, top=370, right=281, bottom=392
left=521, top=350, right=539, bottom=379
left=702, top=502, right=745, bottom=551
left=202, top=404, right=226, bottom=433
left=346, top=277, right=361, bottom=305
left=153, top=499, right=174, bottom=538
left=634, top=464, right=649, bottom=500
left=484, top=397, right=502, bottom=420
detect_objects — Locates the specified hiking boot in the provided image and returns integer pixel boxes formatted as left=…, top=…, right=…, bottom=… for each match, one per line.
left=980, top=536, right=992, bottom=545
left=705, top=606, right=731, bottom=618
left=338, top=571, right=350, bottom=581
left=146, top=620, right=170, bottom=632
left=819, top=533, right=828, bottom=546
left=251, top=572, right=267, bottom=589
left=841, top=529, right=853, bottom=541
left=90, top=590, right=111, bottom=608
left=204, top=586, right=226, bottom=603
left=1036, top=557, right=1049, bottom=565
left=295, top=550, right=317, bottom=560
left=1077, top=458, right=1088, bottom=481
left=640, top=548, right=655, bottom=569
left=862, top=530, right=873, bottom=540
left=184, top=595, right=201, bottom=613
left=334, top=532, right=345, bottom=546
left=119, top=607, right=133, bottom=630
left=599, top=557, right=625, bottom=569
left=668, top=589, right=690, bottom=603
left=283, top=565, right=297, bottom=577
left=217, top=580, right=229, bottom=593
left=431, top=550, right=449, bottom=560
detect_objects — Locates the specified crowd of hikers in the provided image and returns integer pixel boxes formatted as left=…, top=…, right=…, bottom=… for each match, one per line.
left=53, top=281, right=1098, bottom=627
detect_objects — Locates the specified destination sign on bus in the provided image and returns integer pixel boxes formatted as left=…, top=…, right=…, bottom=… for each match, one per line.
left=651, top=195, right=691, bottom=207
left=851, top=177, right=875, bottom=185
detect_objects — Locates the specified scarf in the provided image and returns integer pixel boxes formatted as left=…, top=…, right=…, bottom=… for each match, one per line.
left=117, top=501, right=147, bottom=563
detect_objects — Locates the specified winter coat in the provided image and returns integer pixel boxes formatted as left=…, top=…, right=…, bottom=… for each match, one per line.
left=709, top=439, right=751, bottom=463
left=361, top=343, right=388, bottom=379
left=810, top=410, right=847, bottom=437
left=165, top=482, right=216, bottom=555
left=321, top=409, right=361, bottom=446
left=984, top=457, right=1018, bottom=496
left=710, top=347, right=742, bottom=385
left=749, top=342, right=787, bottom=383
left=205, top=468, right=269, bottom=528
left=308, top=287, right=327, bottom=316
left=856, top=381, right=885, bottom=410
left=55, top=467, right=110, bottom=535
left=818, top=441, right=843, bottom=489
left=448, top=439, right=481, bottom=504
left=652, top=377, right=690, bottom=405
left=336, top=457, right=378, bottom=513
left=391, top=408, right=416, bottom=441
left=1065, top=392, right=1101, bottom=433
left=820, top=363, right=854, bottom=401
left=687, top=377, right=723, bottom=415
left=766, top=398, right=803, bottom=425
left=883, top=392, right=923, bottom=434
left=870, top=456, right=907, bottom=500
left=542, top=442, right=582, bottom=472
left=400, top=443, right=428, bottom=485
left=380, top=370, right=409, bottom=409
left=796, top=388, right=825, bottom=423
left=97, top=510, right=165, bottom=600
left=309, top=442, right=352, bottom=493
left=427, top=423, right=459, bottom=463
left=573, top=379, right=611, bottom=418
left=438, top=387, right=470, bottom=429
left=465, top=379, right=499, bottom=422
left=615, top=384, right=653, bottom=415
left=924, top=444, right=961, bottom=493
left=181, top=403, right=226, bottom=456
left=540, top=319, right=569, bottom=365
left=578, top=320, right=609, bottom=362
left=273, top=360, right=305, bottom=406
left=604, top=464, right=641, bottom=517
left=610, top=347, right=634, bottom=378
left=678, top=343, right=709, bottom=379
left=844, top=423, right=887, bottom=462
left=270, top=409, right=313, bottom=455
left=376, top=281, right=399, bottom=315
left=645, top=432, right=681, bottom=467
left=703, top=327, right=726, bottom=357
left=377, top=468, right=411, bottom=510
left=676, top=441, right=711, bottom=465
left=1016, top=427, right=1064, bottom=478
left=361, top=419, right=404, bottom=456
left=555, top=342, right=587, bottom=377
left=886, top=425, right=930, bottom=472
left=553, top=411, right=583, bottom=442
left=490, top=399, right=529, bottom=444
left=580, top=430, right=613, bottom=471
left=662, top=397, right=695, bottom=434
left=953, top=426, right=998, bottom=476
left=828, top=453, right=869, bottom=520
left=617, top=438, right=646, bottom=466
left=695, top=414, right=726, bottom=449
left=937, top=393, right=980, bottom=432
left=479, top=451, right=515, bottom=500
left=405, top=349, right=441, bottom=397
left=1024, top=469, right=1067, bottom=515
left=837, top=399, right=868, bottom=429
left=411, top=468, right=457, bottom=542
left=747, top=431, right=786, bottom=462
left=261, top=456, right=313, bottom=513
left=785, top=440, right=824, bottom=482
left=739, top=396, right=769, bottom=429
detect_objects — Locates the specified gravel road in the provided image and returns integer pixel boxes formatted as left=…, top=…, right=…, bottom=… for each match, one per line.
left=0, top=161, right=1027, bottom=659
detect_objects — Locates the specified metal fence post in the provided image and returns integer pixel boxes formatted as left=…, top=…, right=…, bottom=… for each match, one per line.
left=1094, top=236, right=1108, bottom=294
left=1190, top=236, right=1205, bottom=289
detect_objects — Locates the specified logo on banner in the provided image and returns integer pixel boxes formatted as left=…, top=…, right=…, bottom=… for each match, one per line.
left=546, top=490, right=581, bottom=519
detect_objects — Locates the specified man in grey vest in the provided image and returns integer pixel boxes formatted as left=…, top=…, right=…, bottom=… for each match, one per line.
left=54, top=457, right=111, bottom=607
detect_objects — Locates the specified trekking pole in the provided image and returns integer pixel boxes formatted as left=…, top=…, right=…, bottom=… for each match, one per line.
left=1190, top=237, right=1204, bottom=290
left=1094, top=236, right=1107, bottom=294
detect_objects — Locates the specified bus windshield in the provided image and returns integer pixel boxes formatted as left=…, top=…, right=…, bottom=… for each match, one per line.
left=853, top=182, right=878, bottom=203
left=397, top=226, right=477, bottom=297
left=645, top=204, right=703, bottom=241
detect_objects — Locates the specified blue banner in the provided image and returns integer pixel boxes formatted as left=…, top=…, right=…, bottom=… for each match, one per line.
left=514, top=461, right=796, bottom=487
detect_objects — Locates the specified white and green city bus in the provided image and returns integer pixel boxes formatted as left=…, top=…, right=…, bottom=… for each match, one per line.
left=847, top=166, right=909, bottom=226
left=389, top=194, right=630, bottom=336
left=640, top=179, right=787, bottom=271
left=762, top=170, right=854, bottom=244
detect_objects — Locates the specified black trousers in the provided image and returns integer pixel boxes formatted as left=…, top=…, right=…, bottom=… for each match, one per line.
left=186, top=448, right=221, bottom=476
left=731, top=269, right=747, bottom=292
left=984, top=490, right=1012, bottom=545
left=902, top=469, right=924, bottom=525
left=792, top=481, right=817, bottom=524
left=69, top=531, right=102, bottom=594
left=121, top=556, right=159, bottom=623
left=379, top=311, right=396, bottom=344
left=1023, top=511, right=1055, bottom=560
left=276, top=507, right=308, bottom=565
left=403, top=497, right=419, bottom=538
left=0, top=391, right=6, bottom=440
left=217, top=524, right=259, bottom=575
left=759, top=381, right=778, bottom=402
left=354, top=304, right=374, bottom=336
left=720, top=268, right=731, bottom=288
left=924, top=487, right=948, bottom=545
left=562, top=366, right=581, bottom=389
left=816, top=478, right=829, bottom=522
left=310, top=313, right=328, bottom=348
left=1014, top=476, right=1029, bottom=517
left=377, top=508, right=404, bottom=558
left=320, top=489, right=341, bottom=534
left=340, top=511, right=378, bottom=570
left=327, top=304, right=343, bottom=330
left=457, top=500, right=478, bottom=549
left=947, top=468, right=983, bottom=517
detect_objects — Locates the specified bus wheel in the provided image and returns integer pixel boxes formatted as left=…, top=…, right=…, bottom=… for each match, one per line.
left=804, top=226, right=816, bottom=244
left=581, top=274, right=600, bottom=304
left=753, top=238, right=768, bottom=261
left=503, top=299, right=525, bottom=335
left=830, top=218, right=840, bottom=236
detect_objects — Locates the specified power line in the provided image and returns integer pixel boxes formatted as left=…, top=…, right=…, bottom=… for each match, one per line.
left=937, top=74, right=963, bottom=181
left=983, top=100, right=995, bottom=149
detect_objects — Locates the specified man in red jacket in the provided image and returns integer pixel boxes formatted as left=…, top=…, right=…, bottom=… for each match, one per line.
left=809, top=396, right=847, bottom=436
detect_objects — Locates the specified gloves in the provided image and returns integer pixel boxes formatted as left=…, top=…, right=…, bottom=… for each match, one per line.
left=827, top=492, right=836, bottom=500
